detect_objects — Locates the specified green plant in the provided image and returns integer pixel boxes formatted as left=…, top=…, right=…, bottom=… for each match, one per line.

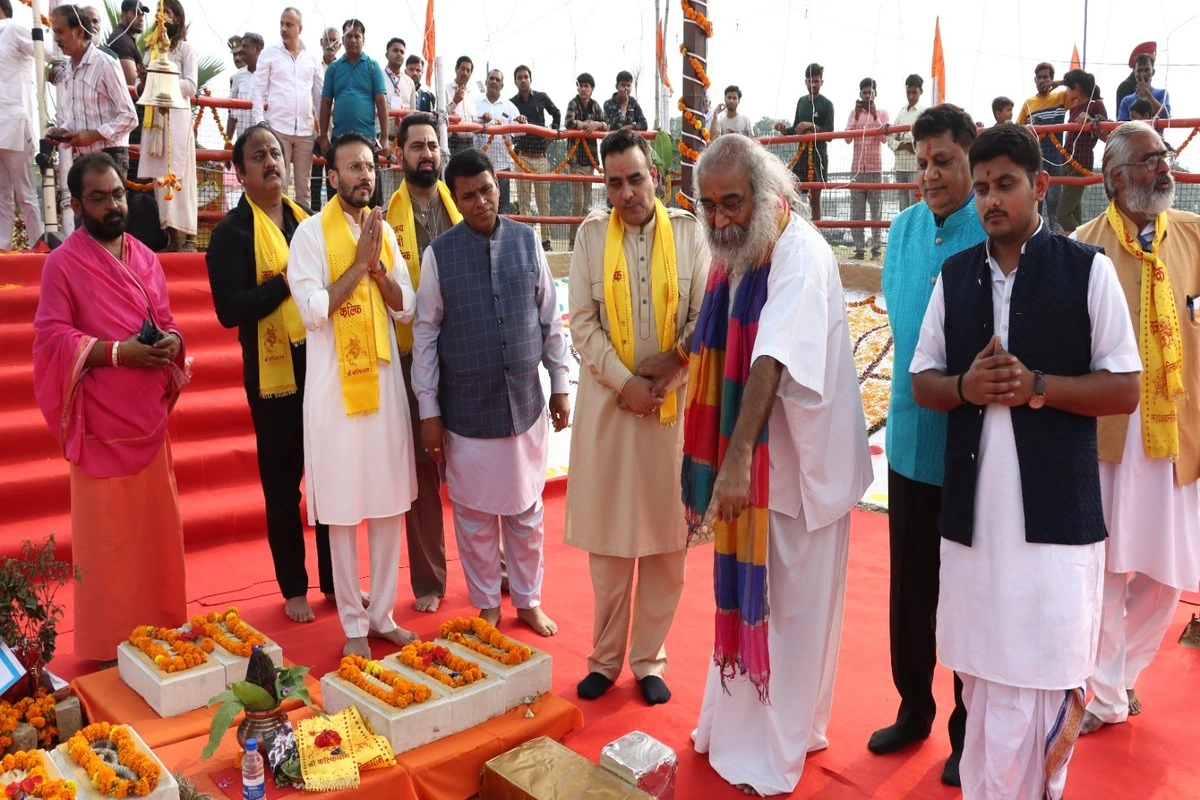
left=201, top=656, right=320, bottom=759
left=0, top=534, right=81, bottom=664
left=650, top=129, right=682, bottom=204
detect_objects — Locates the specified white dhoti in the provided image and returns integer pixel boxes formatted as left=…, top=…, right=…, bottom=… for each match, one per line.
left=329, top=516, right=403, bottom=638
left=691, top=508, right=850, bottom=796
left=452, top=499, right=544, bottom=610
left=960, top=675, right=1083, bottom=800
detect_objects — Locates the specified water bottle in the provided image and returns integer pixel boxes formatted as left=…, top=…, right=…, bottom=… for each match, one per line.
left=242, top=737, right=266, bottom=800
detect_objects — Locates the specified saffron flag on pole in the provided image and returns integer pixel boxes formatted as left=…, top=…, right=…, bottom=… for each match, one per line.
left=931, top=17, right=945, bottom=105
left=423, top=0, right=436, bottom=86
left=1070, top=44, right=1081, bottom=70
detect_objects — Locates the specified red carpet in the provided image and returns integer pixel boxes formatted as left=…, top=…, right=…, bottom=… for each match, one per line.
left=3, top=253, right=1197, bottom=797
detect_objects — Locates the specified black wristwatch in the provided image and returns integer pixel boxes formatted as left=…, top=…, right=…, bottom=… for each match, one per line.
left=1029, top=371, right=1046, bottom=409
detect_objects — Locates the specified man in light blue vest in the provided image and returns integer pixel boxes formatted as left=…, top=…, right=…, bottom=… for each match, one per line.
left=411, top=148, right=572, bottom=637
left=869, top=104, right=985, bottom=787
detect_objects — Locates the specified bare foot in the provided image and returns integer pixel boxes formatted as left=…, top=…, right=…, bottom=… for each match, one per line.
left=343, top=637, right=370, bottom=658
left=369, top=627, right=418, bottom=647
left=479, top=606, right=502, bottom=626
left=516, top=606, right=558, bottom=637
left=413, top=594, right=441, bottom=613
left=285, top=596, right=315, bottom=623
left=1080, top=710, right=1106, bottom=735
left=1127, top=688, right=1142, bottom=715
left=325, top=591, right=370, bottom=608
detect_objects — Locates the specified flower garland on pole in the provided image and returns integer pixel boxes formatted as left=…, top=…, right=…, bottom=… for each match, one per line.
left=676, top=0, right=711, bottom=211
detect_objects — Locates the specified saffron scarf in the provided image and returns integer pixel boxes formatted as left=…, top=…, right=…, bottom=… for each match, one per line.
left=384, top=180, right=462, bottom=353
left=680, top=262, right=773, bottom=701
left=1104, top=202, right=1186, bottom=458
left=603, top=198, right=680, bottom=425
left=321, top=196, right=396, bottom=417
left=1044, top=688, right=1086, bottom=797
left=248, top=194, right=310, bottom=397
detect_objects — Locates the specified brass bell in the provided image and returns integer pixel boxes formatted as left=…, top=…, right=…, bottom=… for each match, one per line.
left=136, top=54, right=189, bottom=110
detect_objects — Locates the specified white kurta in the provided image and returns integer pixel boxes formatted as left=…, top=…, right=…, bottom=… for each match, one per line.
left=288, top=210, right=419, bottom=527
left=138, top=43, right=198, bottom=235
left=410, top=237, right=571, bottom=516
left=910, top=233, right=1142, bottom=690
left=691, top=214, right=873, bottom=796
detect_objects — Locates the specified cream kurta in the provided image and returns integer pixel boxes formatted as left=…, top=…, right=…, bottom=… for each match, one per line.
left=288, top=210, right=419, bottom=526
left=138, top=43, right=198, bottom=235
left=564, top=208, right=711, bottom=558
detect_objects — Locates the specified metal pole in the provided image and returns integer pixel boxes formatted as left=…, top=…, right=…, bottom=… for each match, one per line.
left=433, top=55, right=449, bottom=175
left=653, top=0, right=661, bottom=131
left=1082, top=0, right=1089, bottom=69
left=31, top=0, right=61, bottom=235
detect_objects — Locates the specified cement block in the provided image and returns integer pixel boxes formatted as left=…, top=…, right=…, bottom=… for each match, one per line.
left=319, top=673, right=453, bottom=755
left=52, top=724, right=180, bottom=800
left=117, top=642, right=226, bottom=718
left=382, top=654, right=506, bottom=735
left=54, top=696, right=83, bottom=742
left=10, top=722, right=37, bottom=753
left=436, top=637, right=552, bottom=712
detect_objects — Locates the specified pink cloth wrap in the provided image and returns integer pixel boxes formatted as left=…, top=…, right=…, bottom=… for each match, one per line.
left=33, top=229, right=189, bottom=478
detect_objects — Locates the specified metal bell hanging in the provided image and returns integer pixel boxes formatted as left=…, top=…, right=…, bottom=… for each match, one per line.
left=136, top=53, right=188, bottom=109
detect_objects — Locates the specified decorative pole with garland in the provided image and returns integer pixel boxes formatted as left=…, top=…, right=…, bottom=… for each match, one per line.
left=677, top=0, right=712, bottom=211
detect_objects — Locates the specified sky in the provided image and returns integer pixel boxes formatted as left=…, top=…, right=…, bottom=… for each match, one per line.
left=14, top=0, right=1200, bottom=164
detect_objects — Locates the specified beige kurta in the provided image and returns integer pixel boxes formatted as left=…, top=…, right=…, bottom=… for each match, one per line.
left=564, top=207, right=711, bottom=558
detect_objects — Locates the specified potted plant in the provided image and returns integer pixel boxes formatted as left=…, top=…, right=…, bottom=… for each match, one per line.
left=202, top=648, right=320, bottom=759
left=0, top=535, right=81, bottom=700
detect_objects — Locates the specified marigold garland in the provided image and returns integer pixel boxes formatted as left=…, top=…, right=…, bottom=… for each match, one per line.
left=128, top=625, right=212, bottom=673
left=847, top=294, right=888, bottom=315
left=396, top=641, right=484, bottom=688
left=192, top=90, right=232, bottom=148
left=190, top=606, right=266, bottom=657
left=1, top=750, right=78, bottom=800
left=1174, top=125, right=1199, bottom=156
left=66, top=723, right=160, bottom=798
left=1047, top=133, right=1093, bottom=177
left=438, top=617, right=533, bottom=665
left=680, top=0, right=713, bottom=37
left=784, top=141, right=817, bottom=182
left=16, top=0, right=50, bottom=26
left=14, top=690, right=58, bottom=749
left=337, top=655, right=432, bottom=708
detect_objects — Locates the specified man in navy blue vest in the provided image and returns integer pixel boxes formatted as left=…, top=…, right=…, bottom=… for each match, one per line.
left=909, top=123, right=1141, bottom=799
left=411, top=148, right=572, bottom=637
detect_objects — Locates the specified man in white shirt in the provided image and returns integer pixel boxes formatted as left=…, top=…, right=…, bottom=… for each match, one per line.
left=910, top=123, right=1141, bottom=800
left=712, top=85, right=753, bottom=137
left=475, top=69, right=522, bottom=214
left=887, top=74, right=925, bottom=211
left=383, top=37, right=415, bottom=114
left=0, top=0, right=42, bottom=247
left=686, top=134, right=872, bottom=796
left=251, top=7, right=323, bottom=207
left=443, top=55, right=478, bottom=155
left=227, top=33, right=263, bottom=142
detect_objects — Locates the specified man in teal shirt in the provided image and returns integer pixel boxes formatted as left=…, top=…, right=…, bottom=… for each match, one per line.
left=869, top=104, right=986, bottom=788
left=318, top=19, right=388, bottom=158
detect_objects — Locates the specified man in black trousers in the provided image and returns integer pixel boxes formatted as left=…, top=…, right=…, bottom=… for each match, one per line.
left=206, top=123, right=333, bottom=622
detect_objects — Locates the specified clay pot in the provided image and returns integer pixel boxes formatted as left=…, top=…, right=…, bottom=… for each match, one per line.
left=237, top=705, right=288, bottom=751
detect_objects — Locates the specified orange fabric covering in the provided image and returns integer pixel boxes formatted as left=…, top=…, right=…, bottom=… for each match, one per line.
left=70, top=660, right=324, bottom=750
left=158, top=695, right=583, bottom=800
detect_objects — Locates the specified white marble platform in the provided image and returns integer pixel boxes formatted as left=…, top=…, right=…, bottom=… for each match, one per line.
left=319, top=672, right=453, bottom=755
left=382, top=654, right=506, bottom=735
left=52, top=724, right=180, bottom=800
left=116, top=642, right=226, bottom=718
left=181, top=620, right=284, bottom=685
left=435, top=637, right=552, bottom=712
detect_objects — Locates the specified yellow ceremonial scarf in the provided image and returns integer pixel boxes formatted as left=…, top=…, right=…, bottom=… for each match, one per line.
left=249, top=195, right=310, bottom=398
left=385, top=180, right=462, bottom=353
left=1105, top=201, right=1186, bottom=458
left=321, top=196, right=396, bottom=417
left=603, top=199, right=679, bottom=425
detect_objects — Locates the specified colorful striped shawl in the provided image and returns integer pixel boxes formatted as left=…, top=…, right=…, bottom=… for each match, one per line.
left=681, top=262, right=773, bottom=701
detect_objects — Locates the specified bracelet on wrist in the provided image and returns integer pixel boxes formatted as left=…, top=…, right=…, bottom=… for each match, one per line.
left=956, top=372, right=966, bottom=404
left=112, top=340, right=121, bottom=368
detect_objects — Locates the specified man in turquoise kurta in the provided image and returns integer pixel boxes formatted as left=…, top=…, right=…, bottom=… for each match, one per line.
left=869, top=104, right=986, bottom=788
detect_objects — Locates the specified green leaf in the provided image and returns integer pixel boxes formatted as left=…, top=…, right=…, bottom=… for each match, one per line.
left=231, top=681, right=277, bottom=710
left=201, top=699, right=242, bottom=759
left=206, top=688, right=240, bottom=708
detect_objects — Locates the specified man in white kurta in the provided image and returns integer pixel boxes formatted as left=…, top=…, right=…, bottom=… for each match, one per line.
left=288, top=134, right=418, bottom=656
left=411, top=149, right=571, bottom=637
left=1073, top=121, right=1200, bottom=733
left=910, top=124, right=1141, bottom=800
left=687, top=135, right=872, bottom=796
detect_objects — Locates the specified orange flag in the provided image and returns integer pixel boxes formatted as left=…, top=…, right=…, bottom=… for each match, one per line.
left=1070, top=44, right=1081, bottom=70
left=423, top=0, right=436, bottom=86
left=931, top=17, right=945, bottom=105
left=657, top=19, right=672, bottom=94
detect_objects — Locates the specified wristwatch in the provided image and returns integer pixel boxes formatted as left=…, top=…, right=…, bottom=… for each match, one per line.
left=1029, top=370, right=1046, bottom=409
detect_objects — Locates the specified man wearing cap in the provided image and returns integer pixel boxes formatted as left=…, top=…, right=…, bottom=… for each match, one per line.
left=1115, top=43, right=1156, bottom=111
left=107, top=1, right=145, bottom=87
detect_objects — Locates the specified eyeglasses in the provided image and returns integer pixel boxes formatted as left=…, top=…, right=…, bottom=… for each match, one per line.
left=82, top=189, right=127, bottom=206
left=696, top=197, right=746, bottom=219
left=1113, top=152, right=1176, bottom=173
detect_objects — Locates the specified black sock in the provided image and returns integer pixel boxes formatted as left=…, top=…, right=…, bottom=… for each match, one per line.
left=638, top=675, right=671, bottom=705
left=577, top=672, right=614, bottom=700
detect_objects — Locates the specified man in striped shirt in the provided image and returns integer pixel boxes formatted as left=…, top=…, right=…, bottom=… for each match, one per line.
left=48, top=4, right=137, bottom=173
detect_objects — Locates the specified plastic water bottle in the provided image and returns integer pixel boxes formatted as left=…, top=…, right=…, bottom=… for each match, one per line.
left=242, top=737, right=266, bottom=800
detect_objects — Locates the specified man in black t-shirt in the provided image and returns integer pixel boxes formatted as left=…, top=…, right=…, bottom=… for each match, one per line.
left=510, top=64, right=560, bottom=250
left=106, top=0, right=146, bottom=87
left=775, top=62, right=834, bottom=220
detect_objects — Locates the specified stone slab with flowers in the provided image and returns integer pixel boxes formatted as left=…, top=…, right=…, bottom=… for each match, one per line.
left=384, top=641, right=506, bottom=735
left=0, top=748, right=76, bottom=800
left=52, top=722, right=179, bottom=800
left=319, top=655, right=453, bottom=755
left=117, top=626, right=225, bottom=719
left=435, top=617, right=552, bottom=711
left=181, top=607, right=283, bottom=686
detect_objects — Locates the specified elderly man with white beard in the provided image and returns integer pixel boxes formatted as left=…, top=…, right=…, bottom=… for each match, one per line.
left=683, top=134, right=873, bottom=796
left=1073, top=121, right=1200, bottom=734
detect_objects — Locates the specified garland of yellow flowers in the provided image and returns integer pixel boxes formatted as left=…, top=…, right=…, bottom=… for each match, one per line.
left=680, top=0, right=713, bottom=37
left=0, top=751, right=78, bottom=800
left=1173, top=125, right=1200, bottom=156
left=677, top=0, right=712, bottom=211
left=581, top=135, right=605, bottom=174
left=847, top=294, right=888, bottom=316
left=14, top=690, right=57, bottom=749
left=395, top=641, right=484, bottom=688
left=1047, top=133, right=1093, bottom=176
left=189, top=606, right=265, bottom=658
left=439, top=617, right=533, bottom=665
left=191, top=90, right=232, bottom=149
left=67, top=723, right=160, bottom=798
left=498, top=137, right=579, bottom=177
left=337, top=655, right=432, bottom=708
left=128, top=625, right=213, bottom=673
left=16, top=0, right=49, bottom=27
